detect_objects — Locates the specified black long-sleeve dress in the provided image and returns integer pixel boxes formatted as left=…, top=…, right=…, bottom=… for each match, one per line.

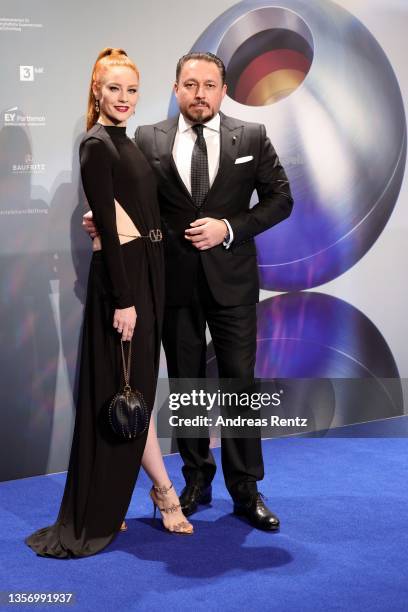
left=25, top=123, right=164, bottom=558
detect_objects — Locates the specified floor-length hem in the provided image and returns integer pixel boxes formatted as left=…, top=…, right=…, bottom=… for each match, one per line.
left=25, top=125, right=164, bottom=559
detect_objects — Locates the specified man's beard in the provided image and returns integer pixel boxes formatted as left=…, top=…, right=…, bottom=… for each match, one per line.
left=184, top=105, right=214, bottom=124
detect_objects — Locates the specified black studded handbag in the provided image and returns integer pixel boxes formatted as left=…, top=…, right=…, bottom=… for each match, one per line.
left=108, top=339, right=149, bottom=440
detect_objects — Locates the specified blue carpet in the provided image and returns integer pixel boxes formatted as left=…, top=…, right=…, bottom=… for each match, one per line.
left=306, top=415, right=408, bottom=437
left=1, top=438, right=408, bottom=612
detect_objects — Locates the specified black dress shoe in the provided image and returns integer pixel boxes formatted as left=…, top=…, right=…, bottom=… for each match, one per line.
left=179, top=483, right=212, bottom=517
left=233, top=493, right=280, bottom=531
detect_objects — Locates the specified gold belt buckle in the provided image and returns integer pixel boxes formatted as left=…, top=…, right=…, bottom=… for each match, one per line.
left=148, top=229, right=162, bottom=242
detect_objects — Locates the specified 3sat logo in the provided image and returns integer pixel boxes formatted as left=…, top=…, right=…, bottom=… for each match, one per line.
left=19, top=66, right=44, bottom=81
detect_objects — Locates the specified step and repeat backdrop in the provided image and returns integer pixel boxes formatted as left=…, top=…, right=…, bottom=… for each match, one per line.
left=0, top=0, right=407, bottom=480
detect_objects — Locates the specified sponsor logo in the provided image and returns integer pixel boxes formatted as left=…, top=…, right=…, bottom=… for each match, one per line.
left=4, top=106, right=45, bottom=127
left=0, top=17, right=43, bottom=32
left=19, top=65, right=44, bottom=81
left=12, top=154, right=46, bottom=175
left=0, top=208, right=48, bottom=216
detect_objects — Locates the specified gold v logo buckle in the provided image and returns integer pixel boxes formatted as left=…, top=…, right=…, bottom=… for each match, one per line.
left=148, top=229, right=162, bottom=242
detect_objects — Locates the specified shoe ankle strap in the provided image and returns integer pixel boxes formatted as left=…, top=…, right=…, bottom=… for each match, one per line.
left=153, top=482, right=173, bottom=495
left=159, top=502, right=181, bottom=514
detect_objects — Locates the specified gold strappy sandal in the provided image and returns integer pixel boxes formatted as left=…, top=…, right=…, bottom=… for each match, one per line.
left=150, top=483, right=194, bottom=535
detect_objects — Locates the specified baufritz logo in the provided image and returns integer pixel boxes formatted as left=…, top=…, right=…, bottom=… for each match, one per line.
left=12, top=153, right=46, bottom=175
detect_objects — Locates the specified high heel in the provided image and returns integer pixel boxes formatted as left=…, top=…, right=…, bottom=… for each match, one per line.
left=120, top=521, right=128, bottom=532
left=150, top=482, right=194, bottom=535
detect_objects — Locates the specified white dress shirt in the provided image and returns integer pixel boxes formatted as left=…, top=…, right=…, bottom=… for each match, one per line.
left=172, top=113, right=233, bottom=247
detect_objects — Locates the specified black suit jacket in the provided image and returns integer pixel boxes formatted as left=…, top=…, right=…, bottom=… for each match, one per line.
left=135, top=112, right=293, bottom=307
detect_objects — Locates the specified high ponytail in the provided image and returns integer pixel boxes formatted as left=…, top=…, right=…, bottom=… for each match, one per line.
left=86, top=47, right=140, bottom=131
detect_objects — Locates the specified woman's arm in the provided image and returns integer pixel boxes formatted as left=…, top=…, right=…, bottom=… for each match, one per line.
left=80, top=138, right=136, bottom=340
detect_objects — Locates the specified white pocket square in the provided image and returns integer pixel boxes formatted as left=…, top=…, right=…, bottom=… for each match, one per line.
left=235, top=155, right=254, bottom=164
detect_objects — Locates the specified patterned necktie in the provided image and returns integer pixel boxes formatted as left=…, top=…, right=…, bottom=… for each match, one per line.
left=191, top=124, right=209, bottom=208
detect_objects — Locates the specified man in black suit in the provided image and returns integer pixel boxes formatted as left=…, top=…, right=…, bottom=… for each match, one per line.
left=85, top=52, right=293, bottom=530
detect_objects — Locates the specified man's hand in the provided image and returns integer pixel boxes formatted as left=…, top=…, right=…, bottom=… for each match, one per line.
left=82, top=210, right=99, bottom=239
left=185, top=218, right=228, bottom=250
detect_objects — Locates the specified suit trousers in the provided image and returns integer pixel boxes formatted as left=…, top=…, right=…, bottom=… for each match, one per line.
left=162, top=259, right=264, bottom=501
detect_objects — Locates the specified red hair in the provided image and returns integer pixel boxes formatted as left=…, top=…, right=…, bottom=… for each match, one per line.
left=86, top=47, right=140, bottom=131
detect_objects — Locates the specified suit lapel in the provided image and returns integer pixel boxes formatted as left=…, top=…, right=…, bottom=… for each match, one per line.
left=206, top=114, right=243, bottom=206
left=155, top=113, right=244, bottom=210
left=155, top=118, right=195, bottom=207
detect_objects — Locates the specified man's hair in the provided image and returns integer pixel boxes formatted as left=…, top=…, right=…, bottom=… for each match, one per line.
left=176, top=52, right=226, bottom=84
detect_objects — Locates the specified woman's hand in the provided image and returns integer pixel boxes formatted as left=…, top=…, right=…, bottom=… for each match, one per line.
left=113, top=306, right=137, bottom=341
left=82, top=210, right=99, bottom=239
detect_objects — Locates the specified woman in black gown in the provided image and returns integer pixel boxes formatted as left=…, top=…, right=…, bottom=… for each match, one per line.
left=25, top=48, right=192, bottom=558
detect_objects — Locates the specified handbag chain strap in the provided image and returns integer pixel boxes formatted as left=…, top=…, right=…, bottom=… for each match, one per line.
left=120, top=339, right=132, bottom=392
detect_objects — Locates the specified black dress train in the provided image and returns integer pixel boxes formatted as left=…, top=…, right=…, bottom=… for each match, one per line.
left=25, top=124, right=164, bottom=558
